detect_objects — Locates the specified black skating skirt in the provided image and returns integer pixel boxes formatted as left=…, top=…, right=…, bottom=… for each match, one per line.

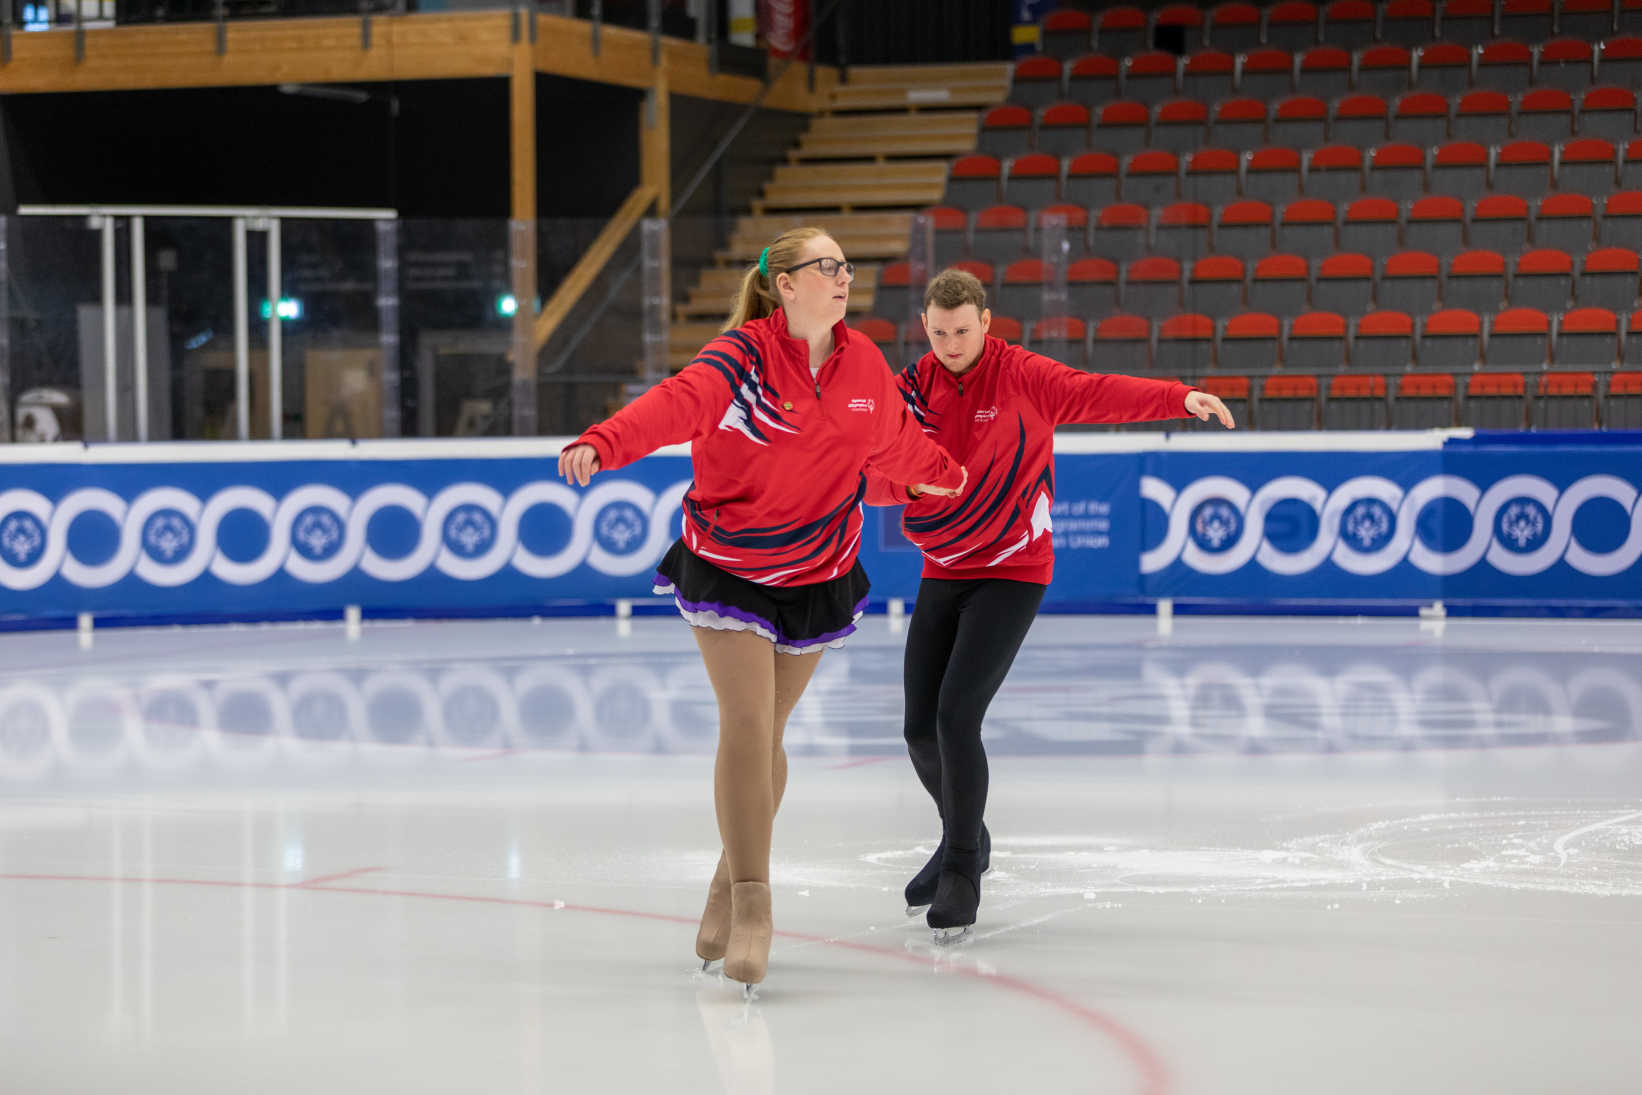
left=652, top=539, right=871, bottom=655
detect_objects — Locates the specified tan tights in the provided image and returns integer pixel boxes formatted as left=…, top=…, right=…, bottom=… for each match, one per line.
left=692, top=627, right=823, bottom=884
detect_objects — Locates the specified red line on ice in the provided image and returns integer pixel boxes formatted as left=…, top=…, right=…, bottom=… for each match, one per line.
left=0, top=870, right=1171, bottom=1094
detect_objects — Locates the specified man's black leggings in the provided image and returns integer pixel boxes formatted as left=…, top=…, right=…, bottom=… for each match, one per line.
left=902, top=577, right=1047, bottom=860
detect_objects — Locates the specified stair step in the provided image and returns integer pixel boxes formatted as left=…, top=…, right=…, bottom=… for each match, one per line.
left=827, top=83, right=1008, bottom=113
left=753, top=183, right=945, bottom=213
left=792, top=133, right=978, bottom=161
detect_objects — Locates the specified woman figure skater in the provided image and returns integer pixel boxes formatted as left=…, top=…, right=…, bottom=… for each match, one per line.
left=558, top=228, right=966, bottom=992
left=865, top=268, right=1234, bottom=942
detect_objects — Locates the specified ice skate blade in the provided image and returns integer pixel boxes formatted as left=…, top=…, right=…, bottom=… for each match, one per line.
left=905, top=903, right=930, bottom=918
left=700, top=958, right=721, bottom=973
left=742, top=982, right=760, bottom=1002
left=930, top=925, right=972, bottom=946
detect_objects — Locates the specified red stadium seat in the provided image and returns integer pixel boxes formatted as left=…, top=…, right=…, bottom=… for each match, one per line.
left=1445, top=249, right=1508, bottom=312
left=1539, top=38, right=1596, bottom=94
left=1470, top=193, right=1532, bottom=252
left=1380, top=249, right=1442, bottom=314
left=1332, top=95, right=1390, bottom=147
left=1094, top=313, right=1153, bottom=373
left=1414, top=42, right=1472, bottom=94
left=1407, top=195, right=1466, bottom=253
left=1278, top=198, right=1339, bottom=256
left=1067, top=257, right=1120, bottom=317
left=1094, top=100, right=1151, bottom=156
left=1306, top=144, right=1364, bottom=200
left=1438, top=0, right=1496, bottom=48
left=1011, top=56, right=1064, bottom=111
left=1314, top=252, right=1375, bottom=315
left=1183, top=49, right=1238, bottom=101
left=1487, top=306, right=1551, bottom=369
left=1272, top=95, right=1330, bottom=150
left=1209, top=2, right=1264, bottom=51
left=1266, top=0, right=1322, bottom=51
left=1184, top=147, right=1243, bottom=205
left=1477, top=40, right=1534, bottom=92
left=1185, top=254, right=1248, bottom=313
left=1125, top=51, right=1182, bottom=105
left=1600, top=189, right=1642, bottom=248
left=1384, top=0, right=1437, bottom=46
left=1453, top=90, right=1511, bottom=144
left=1066, top=54, right=1120, bottom=106
left=1249, top=253, right=1312, bottom=314
left=1247, top=146, right=1304, bottom=203
left=1501, top=0, right=1555, bottom=42
left=1155, top=201, right=1213, bottom=258
left=1215, top=199, right=1277, bottom=258
left=1390, top=91, right=1452, bottom=146
left=1352, top=310, right=1416, bottom=374
left=1298, top=45, right=1353, bottom=98
left=1156, top=313, right=1218, bottom=376
left=1556, top=0, right=1614, bottom=40
left=1285, top=310, right=1349, bottom=374
left=1261, top=373, right=1322, bottom=429
left=1042, top=9, right=1095, bottom=61
left=1240, top=48, right=1296, bottom=102
left=1093, top=203, right=1150, bottom=262
left=1153, top=98, right=1211, bottom=152
left=1359, top=45, right=1416, bottom=97
left=1341, top=196, right=1403, bottom=253
left=1537, top=192, right=1597, bottom=251
left=947, top=155, right=1003, bottom=211
left=1211, top=97, right=1270, bottom=146
left=1511, top=248, right=1575, bottom=310
left=1097, top=5, right=1150, bottom=56
left=1322, top=0, right=1377, bottom=46
left=1221, top=311, right=1283, bottom=373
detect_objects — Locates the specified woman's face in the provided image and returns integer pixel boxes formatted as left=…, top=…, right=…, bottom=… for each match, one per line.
left=777, top=235, right=853, bottom=331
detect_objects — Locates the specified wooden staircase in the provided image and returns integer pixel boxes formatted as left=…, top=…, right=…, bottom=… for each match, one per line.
left=667, top=62, right=1010, bottom=372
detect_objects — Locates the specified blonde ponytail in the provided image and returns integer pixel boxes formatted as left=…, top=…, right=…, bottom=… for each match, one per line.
left=721, top=225, right=829, bottom=332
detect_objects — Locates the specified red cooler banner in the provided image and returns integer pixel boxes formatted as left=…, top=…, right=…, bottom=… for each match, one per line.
left=760, top=0, right=810, bottom=59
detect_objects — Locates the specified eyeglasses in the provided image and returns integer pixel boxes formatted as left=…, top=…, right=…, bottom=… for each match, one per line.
left=784, top=256, right=856, bottom=280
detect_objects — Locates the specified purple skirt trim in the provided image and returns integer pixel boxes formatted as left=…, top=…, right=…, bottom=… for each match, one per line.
left=652, top=576, right=867, bottom=650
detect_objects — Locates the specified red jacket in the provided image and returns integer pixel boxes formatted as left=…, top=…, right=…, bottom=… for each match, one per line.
left=865, top=337, right=1193, bottom=585
left=575, top=311, right=963, bottom=586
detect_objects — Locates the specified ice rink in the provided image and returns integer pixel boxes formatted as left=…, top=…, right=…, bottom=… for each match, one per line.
left=2, top=612, right=1640, bottom=1094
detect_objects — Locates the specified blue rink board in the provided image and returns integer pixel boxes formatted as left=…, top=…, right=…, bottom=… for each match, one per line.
left=1, top=432, right=1638, bottom=629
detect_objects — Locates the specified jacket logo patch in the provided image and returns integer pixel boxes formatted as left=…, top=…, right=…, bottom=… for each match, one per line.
left=847, top=397, right=875, bottom=414
left=974, top=407, right=998, bottom=423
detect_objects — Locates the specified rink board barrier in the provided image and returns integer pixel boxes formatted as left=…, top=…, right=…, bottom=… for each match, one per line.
left=1, top=432, right=1639, bottom=629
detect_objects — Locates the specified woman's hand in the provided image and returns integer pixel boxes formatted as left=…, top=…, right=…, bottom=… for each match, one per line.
left=913, top=466, right=968, bottom=498
left=557, top=443, right=601, bottom=486
left=1184, top=390, right=1236, bottom=429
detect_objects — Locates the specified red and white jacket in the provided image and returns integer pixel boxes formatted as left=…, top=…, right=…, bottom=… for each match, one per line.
left=865, top=336, right=1193, bottom=586
left=575, top=311, right=963, bottom=587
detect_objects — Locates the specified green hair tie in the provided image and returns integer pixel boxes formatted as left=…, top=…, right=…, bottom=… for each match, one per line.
left=758, top=247, right=770, bottom=278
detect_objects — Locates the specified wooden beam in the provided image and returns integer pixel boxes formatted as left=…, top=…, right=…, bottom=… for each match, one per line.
left=511, top=37, right=538, bottom=434
left=0, top=12, right=833, bottom=115
left=0, top=15, right=516, bottom=93
left=533, top=183, right=659, bottom=353
left=640, top=65, right=671, bottom=220
left=511, top=40, right=536, bottom=223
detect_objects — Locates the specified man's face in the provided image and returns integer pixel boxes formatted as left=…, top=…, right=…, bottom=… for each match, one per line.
left=922, top=303, right=991, bottom=374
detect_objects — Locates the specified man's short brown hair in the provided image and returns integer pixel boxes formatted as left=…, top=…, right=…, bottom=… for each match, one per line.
left=923, top=268, right=988, bottom=313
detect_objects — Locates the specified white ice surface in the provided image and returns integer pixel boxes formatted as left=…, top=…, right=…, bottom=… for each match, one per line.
left=2, top=614, right=1639, bottom=1094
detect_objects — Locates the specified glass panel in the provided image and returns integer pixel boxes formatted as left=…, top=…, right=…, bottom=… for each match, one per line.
left=7, top=216, right=104, bottom=443
left=278, top=217, right=385, bottom=440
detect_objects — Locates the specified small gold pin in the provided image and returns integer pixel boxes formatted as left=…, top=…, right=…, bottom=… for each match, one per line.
left=782, top=401, right=793, bottom=410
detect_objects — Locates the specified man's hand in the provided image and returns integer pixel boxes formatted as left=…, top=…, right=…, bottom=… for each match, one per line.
left=1185, top=391, right=1236, bottom=429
